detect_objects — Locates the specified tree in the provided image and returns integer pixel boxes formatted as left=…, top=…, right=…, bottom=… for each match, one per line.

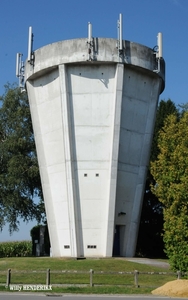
left=0, top=84, right=44, bottom=233
left=150, top=99, right=179, bottom=161
left=136, top=99, right=178, bottom=257
left=151, top=112, right=188, bottom=271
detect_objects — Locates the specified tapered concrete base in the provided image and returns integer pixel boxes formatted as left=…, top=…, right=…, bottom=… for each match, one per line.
left=26, top=38, right=165, bottom=257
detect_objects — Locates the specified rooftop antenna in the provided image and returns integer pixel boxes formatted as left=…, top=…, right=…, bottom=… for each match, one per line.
left=28, top=26, right=34, bottom=65
left=15, top=26, right=35, bottom=91
left=154, top=32, right=163, bottom=73
left=16, top=53, right=25, bottom=92
left=119, top=13, right=123, bottom=51
left=87, top=22, right=93, bottom=60
left=156, top=32, right=163, bottom=59
left=88, top=22, right=92, bottom=45
left=117, top=13, right=123, bottom=55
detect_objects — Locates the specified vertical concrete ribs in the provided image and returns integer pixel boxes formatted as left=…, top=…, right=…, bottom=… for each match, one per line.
left=25, top=37, right=165, bottom=257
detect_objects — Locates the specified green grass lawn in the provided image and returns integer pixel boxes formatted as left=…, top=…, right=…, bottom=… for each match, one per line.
left=0, top=257, right=176, bottom=294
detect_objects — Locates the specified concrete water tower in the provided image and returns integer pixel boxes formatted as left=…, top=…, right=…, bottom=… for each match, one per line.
left=23, top=15, right=165, bottom=257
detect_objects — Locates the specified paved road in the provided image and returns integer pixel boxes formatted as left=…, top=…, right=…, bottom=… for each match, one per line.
left=0, top=294, right=185, bottom=300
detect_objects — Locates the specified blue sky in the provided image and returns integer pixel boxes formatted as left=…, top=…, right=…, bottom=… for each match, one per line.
left=0, top=0, right=188, bottom=241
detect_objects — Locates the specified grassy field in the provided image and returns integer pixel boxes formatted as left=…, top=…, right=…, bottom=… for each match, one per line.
left=0, top=257, right=176, bottom=294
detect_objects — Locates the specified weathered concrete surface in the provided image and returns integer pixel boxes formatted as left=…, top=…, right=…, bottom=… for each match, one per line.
left=25, top=38, right=165, bottom=258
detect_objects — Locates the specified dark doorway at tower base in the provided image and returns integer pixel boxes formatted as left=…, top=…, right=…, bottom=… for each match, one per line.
left=113, top=225, right=126, bottom=257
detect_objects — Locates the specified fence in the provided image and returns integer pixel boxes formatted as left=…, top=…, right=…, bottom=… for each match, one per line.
left=1, top=268, right=186, bottom=288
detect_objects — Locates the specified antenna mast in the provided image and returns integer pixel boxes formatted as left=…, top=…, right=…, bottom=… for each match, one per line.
left=16, top=26, right=35, bottom=91
left=87, top=22, right=93, bottom=60
left=154, top=32, right=163, bottom=73
left=157, top=32, right=163, bottom=59
left=117, top=13, right=123, bottom=55
left=28, top=26, right=34, bottom=65
left=16, top=53, right=25, bottom=91
left=119, top=13, right=123, bottom=51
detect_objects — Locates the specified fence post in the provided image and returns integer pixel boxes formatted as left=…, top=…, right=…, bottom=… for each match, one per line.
left=134, top=270, right=139, bottom=288
left=177, top=271, right=181, bottom=279
left=46, top=268, right=50, bottom=286
left=6, top=269, right=11, bottom=287
left=90, top=269, right=93, bottom=287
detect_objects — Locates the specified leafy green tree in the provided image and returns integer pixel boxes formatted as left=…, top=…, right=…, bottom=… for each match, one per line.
left=137, top=99, right=178, bottom=257
left=151, top=112, right=188, bottom=271
left=0, top=84, right=44, bottom=233
left=150, top=99, right=179, bottom=161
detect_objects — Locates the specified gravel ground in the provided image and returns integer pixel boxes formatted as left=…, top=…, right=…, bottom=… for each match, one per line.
left=124, top=258, right=170, bottom=269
